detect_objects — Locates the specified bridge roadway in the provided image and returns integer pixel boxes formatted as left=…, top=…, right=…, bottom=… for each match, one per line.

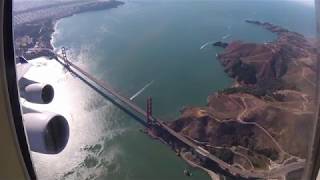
left=49, top=50, right=304, bottom=179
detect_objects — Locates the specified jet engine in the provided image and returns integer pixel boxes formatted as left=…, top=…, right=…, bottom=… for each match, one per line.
left=19, top=77, right=54, bottom=104
left=23, top=112, right=69, bottom=154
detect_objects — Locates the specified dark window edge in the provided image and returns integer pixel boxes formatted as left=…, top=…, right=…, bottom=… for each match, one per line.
left=3, top=0, right=37, bottom=179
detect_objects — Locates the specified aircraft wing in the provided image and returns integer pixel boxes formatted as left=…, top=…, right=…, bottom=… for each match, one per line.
left=16, top=57, right=31, bottom=81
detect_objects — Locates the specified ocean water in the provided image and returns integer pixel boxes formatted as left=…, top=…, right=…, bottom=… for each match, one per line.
left=28, top=1, right=315, bottom=180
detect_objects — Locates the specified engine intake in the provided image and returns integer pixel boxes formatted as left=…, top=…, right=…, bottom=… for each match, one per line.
left=23, top=112, right=69, bottom=154
left=19, top=78, right=54, bottom=104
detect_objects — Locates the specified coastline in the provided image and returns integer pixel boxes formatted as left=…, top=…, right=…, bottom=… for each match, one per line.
left=14, top=0, right=124, bottom=60
left=160, top=20, right=315, bottom=179
left=180, top=152, right=221, bottom=180
left=18, top=3, right=126, bottom=180
left=50, top=19, right=60, bottom=53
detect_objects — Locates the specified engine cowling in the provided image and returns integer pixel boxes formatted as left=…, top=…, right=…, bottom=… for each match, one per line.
left=23, top=112, right=69, bottom=154
left=24, top=83, right=54, bottom=104
left=19, top=78, right=54, bottom=104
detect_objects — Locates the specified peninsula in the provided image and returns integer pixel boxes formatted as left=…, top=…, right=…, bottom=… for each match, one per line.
left=148, top=20, right=317, bottom=179
left=13, top=0, right=124, bottom=59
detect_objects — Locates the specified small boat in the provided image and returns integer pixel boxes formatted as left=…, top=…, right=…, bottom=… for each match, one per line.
left=222, top=34, right=231, bottom=40
left=183, top=169, right=192, bottom=177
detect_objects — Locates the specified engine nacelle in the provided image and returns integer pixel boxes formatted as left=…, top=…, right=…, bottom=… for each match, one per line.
left=24, top=83, right=54, bottom=104
left=19, top=78, right=54, bottom=104
left=23, top=112, right=69, bottom=154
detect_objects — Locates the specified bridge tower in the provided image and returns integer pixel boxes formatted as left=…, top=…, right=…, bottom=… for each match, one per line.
left=146, top=96, right=153, bottom=125
left=61, top=47, right=70, bottom=67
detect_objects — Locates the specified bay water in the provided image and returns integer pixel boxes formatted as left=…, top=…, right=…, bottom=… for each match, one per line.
left=28, top=1, right=315, bottom=179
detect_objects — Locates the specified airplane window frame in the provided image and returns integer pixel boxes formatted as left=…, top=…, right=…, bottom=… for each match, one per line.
left=3, top=0, right=37, bottom=179
left=304, top=1, right=320, bottom=179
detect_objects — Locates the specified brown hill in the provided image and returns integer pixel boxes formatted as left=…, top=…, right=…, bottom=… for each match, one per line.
left=169, top=21, right=317, bottom=173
